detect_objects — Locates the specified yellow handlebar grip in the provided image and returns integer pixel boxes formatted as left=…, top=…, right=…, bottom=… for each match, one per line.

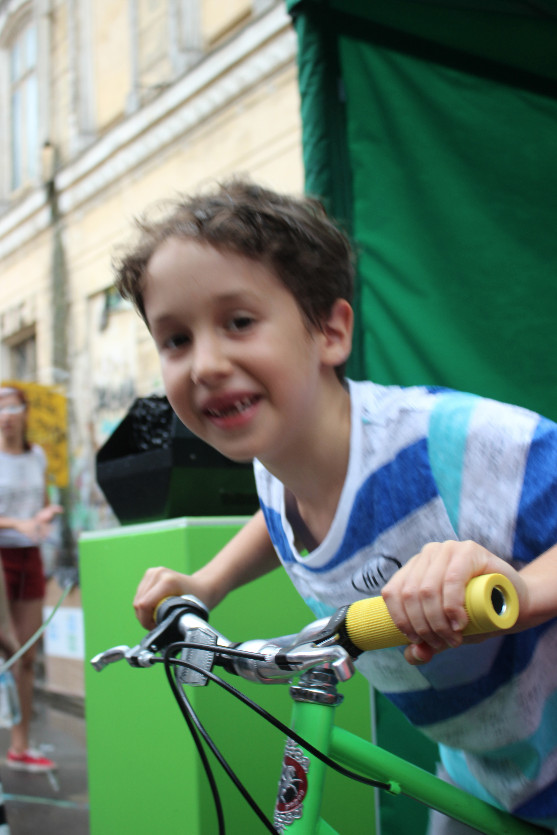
left=345, top=595, right=407, bottom=651
left=153, top=597, right=170, bottom=625
left=344, top=573, right=519, bottom=653
left=462, top=573, right=518, bottom=634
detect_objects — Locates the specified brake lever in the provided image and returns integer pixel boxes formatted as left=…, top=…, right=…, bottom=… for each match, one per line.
left=90, top=594, right=230, bottom=685
left=90, top=594, right=209, bottom=672
left=90, top=645, right=135, bottom=671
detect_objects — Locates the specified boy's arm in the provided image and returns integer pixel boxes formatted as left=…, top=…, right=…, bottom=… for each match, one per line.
left=514, top=543, right=557, bottom=628
left=381, top=539, right=557, bottom=665
left=133, top=509, right=279, bottom=629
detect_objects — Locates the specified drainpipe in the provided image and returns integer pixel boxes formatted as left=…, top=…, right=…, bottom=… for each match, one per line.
left=42, top=141, right=76, bottom=570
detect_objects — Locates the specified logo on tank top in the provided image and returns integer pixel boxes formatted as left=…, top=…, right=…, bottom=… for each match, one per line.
left=351, top=554, right=401, bottom=594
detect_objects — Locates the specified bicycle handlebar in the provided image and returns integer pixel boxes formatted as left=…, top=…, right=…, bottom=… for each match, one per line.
left=91, top=573, right=519, bottom=686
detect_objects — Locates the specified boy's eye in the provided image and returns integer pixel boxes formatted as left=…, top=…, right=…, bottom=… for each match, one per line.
left=228, top=315, right=255, bottom=333
left=164, top=333, right=190, bottom=350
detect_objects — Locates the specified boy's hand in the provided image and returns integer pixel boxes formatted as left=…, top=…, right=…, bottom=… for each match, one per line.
left=381, top=540, right=528, bottom=665
left=134, top=567, right=213, bottom=630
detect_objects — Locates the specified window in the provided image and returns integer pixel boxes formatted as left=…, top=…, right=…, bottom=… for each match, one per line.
left=5, top=328, right=37, bottom=381
left=127, top=0, right=203, bottom=111
left=9, top=19, right=39, bottom=191
left=0, top=4, right=49, bottom=200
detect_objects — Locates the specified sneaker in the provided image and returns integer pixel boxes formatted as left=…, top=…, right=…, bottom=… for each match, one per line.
left=6, top=749, right=56, bottom=772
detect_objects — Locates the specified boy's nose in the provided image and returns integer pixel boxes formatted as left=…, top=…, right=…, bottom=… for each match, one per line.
left=191, top=335, right=232, bottom=385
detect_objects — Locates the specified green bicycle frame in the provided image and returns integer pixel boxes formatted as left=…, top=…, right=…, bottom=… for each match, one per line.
left=272, top=671, right=549, bottom=835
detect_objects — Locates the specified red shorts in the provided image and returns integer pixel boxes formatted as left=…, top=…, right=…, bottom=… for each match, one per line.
left=0, top=547, right=46, bottom=601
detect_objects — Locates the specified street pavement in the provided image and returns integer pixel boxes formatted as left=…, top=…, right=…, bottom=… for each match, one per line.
left=0, top=695, right=89, bottom=835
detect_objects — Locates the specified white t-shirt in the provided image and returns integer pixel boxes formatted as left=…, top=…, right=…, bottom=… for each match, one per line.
left=0, top=444, right=46, bottom=547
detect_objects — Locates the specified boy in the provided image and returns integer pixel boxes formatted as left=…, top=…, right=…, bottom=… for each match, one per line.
left=114, top=178, right=557, bottom=833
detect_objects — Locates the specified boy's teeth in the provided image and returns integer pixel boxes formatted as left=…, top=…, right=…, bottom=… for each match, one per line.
left=209, top=397, right=254, bottom=417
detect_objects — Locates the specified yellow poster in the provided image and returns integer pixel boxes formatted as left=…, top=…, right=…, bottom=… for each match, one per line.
left=1, top=380, right=69, bottom=488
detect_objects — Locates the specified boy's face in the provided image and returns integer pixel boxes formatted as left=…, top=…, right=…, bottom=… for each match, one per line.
left=142, top=237, right=339, bottom=465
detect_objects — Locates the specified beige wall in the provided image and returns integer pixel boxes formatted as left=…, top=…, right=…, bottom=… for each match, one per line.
left=93, top=1, right=131, bottom=130
left=0, top=231, right=53, bottom=376
left=202, top=0, right=252, bottom=45
left=0, top=0, right=303, bottom=544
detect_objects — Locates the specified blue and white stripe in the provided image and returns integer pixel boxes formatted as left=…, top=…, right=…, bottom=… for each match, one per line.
left=254, top=379, right=557, bottom=821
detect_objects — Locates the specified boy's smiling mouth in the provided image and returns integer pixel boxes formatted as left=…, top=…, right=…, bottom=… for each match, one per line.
left=203, top=394, right=261, bottom=420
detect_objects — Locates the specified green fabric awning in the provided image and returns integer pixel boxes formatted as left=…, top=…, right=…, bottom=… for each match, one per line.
left=287, top=0, right=557, bottom=420
left=286, top=5, right=557, bottom=832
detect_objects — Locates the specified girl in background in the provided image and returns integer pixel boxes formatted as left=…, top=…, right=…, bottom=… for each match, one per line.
left=0, top=386, right=62, bottom=772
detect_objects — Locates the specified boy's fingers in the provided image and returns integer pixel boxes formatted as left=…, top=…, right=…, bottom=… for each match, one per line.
left=404, top=642, right=436, bottom=665
left=134, top=567, right=195, bottom=629
left=384, top=541, right=493, bottom=649
left=133, top=567, right=166, bottom=627
left=384, top=550, right=443, bottom=645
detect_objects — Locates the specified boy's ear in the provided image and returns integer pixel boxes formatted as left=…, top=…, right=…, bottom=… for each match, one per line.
left=319, top=298, right=353, bottom=368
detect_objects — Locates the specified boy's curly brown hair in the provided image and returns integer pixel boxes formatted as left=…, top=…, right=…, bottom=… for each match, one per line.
left=113, top=178, right=355, bottom=373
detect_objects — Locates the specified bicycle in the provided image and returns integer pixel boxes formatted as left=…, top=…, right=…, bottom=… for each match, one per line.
left=91, top=573, right=550, bottom=835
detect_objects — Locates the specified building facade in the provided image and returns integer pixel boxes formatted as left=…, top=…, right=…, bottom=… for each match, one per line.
left=0, top=0, right=303, bottom=554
